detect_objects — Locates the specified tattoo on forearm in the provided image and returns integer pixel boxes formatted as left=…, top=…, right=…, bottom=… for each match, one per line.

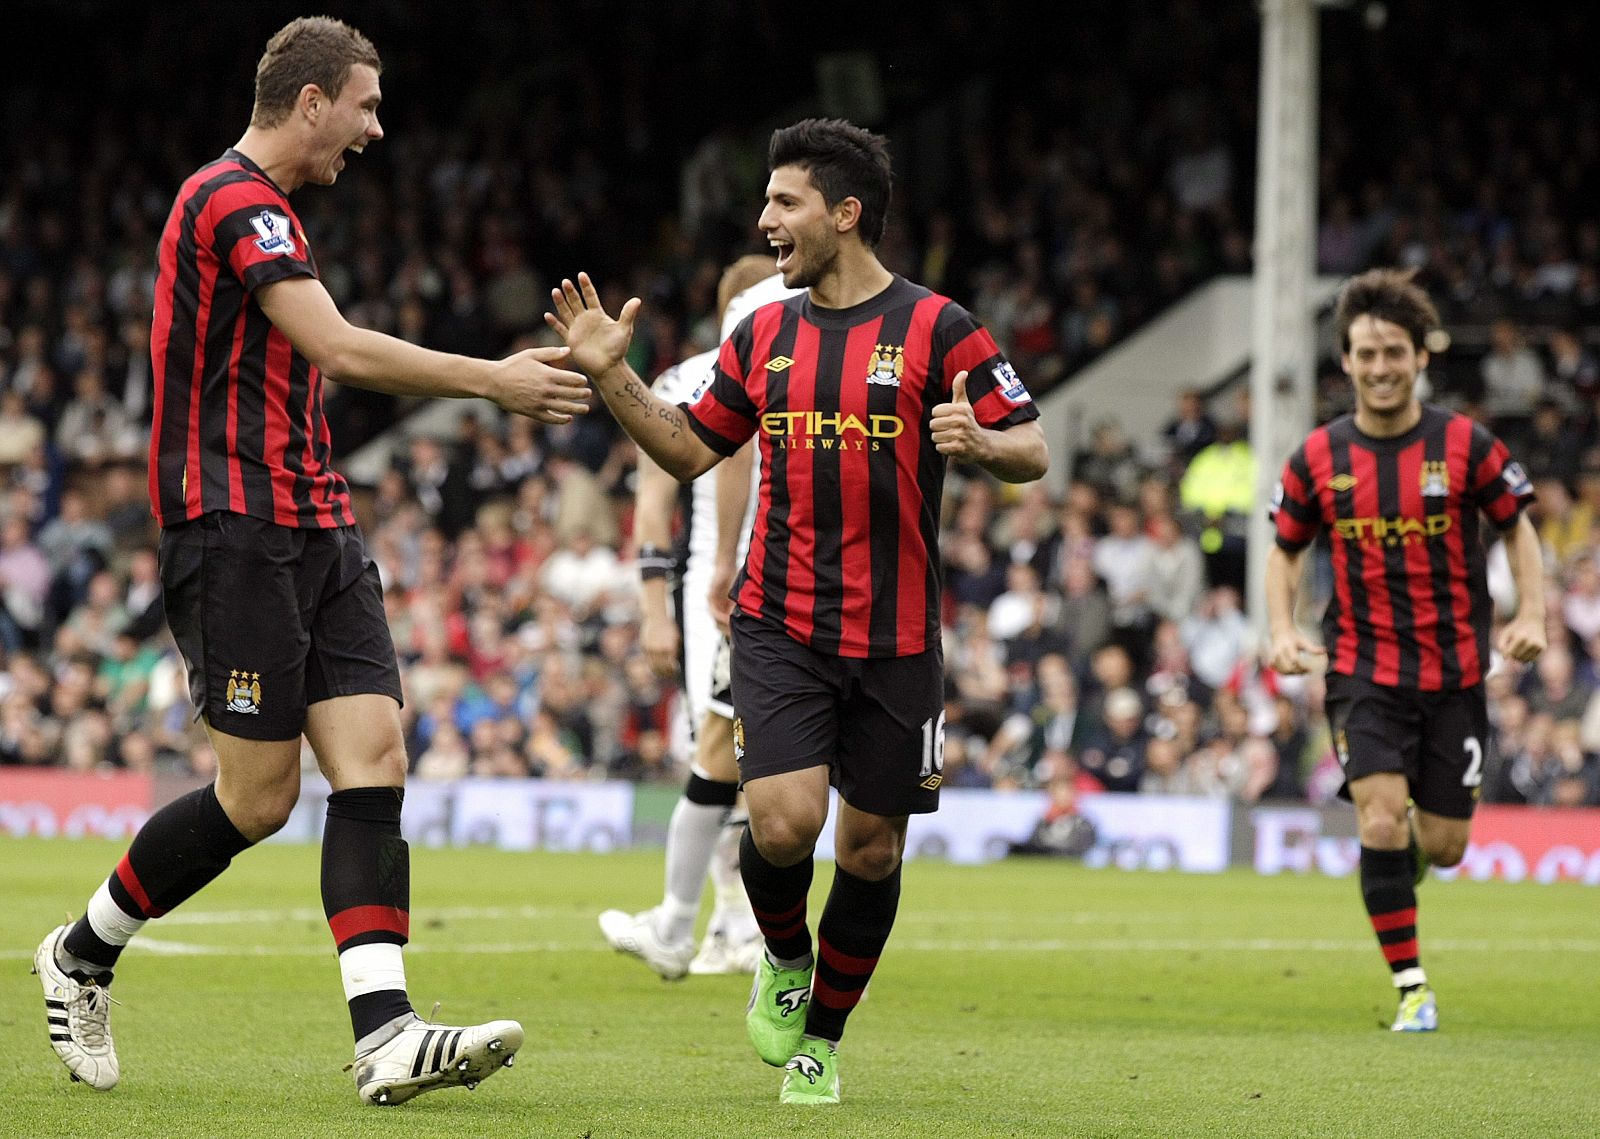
left=656, top=404, right=683, bottom=438
left=621, top=378, right=651, bottom=414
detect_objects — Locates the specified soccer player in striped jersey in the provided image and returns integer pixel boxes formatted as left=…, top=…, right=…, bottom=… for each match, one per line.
left=599, top=255, right=799, bottom=978
left=33, top=16, right=590, bottom=1105
left=1267, top=267, right=1546, bottom=1032
left=548, top=118, right=1049, bottom=1104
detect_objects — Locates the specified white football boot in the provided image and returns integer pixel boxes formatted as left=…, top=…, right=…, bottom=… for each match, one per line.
left=597, top=908, right=695, bottom=980
left=352, top=1013, right=524, bottom=1105
left=33, top=923, right=119, bottom=1090
left=689, top=930, right=765, bottom=975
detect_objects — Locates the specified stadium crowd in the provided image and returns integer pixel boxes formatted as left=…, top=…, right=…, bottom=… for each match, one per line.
left=0, top=1, right=1597, bottom=810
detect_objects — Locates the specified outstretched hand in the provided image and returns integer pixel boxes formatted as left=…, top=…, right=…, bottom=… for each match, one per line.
left=544, top=272, right=642, bottom=378
left=931, top=371, right=986, bottom=463
left=491, top=344, right=591, bottom=424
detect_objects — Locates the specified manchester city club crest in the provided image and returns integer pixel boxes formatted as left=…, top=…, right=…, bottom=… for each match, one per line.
left=866, top=343, right=904, bottom=386
left=1419, top=460, right=1450, bottom=497
left=225, top=669, right=262, bottom=715
left=733, top=717, right=745, bottom=762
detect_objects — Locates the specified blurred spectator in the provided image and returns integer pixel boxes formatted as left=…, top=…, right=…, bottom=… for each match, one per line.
left=1479, top=318, right=1546, bottom=434
left=1006, top=770, right=1097, bottom=858
left=985, top=652, right=1089, bottom=785
left=1180, top=585, right=1250, bottom=691
left=1546, top=326, right=1599, bottom=405
left=1077, top=685, right=1148, bottom=793
left=1146, top=511, right=1205, bottom=627
left=1177, top=418, right=1253, bottom=593
left=1160, top=388, right=1218, bottom=472
left=36, top=486, right=113, bottom=623
left=0, top=514, right=49, bottom=649
left=0, top=391, right=47, bottom=466
left=54, top=366, right=139, bottom=468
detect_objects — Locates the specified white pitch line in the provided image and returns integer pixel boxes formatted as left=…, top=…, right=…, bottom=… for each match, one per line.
left=5, top=935, right=1598, bottom=961
left=159, top=904, right=557, bottom=926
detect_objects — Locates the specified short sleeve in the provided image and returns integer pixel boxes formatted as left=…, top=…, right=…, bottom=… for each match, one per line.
left=1271, top=445, right=1321, bottom=552
left=1467, top=424, right=1534, bottom=530
left=205, top=179, right=316, bottom=294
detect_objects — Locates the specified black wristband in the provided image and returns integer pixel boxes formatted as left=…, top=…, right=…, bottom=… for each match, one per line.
left=638, top=544, right=674, bottom=582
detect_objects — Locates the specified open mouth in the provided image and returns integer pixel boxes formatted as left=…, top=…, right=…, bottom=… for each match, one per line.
left=771, top=239, right=794, bottom=271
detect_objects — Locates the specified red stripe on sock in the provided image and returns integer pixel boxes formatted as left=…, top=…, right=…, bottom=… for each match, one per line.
left=328, top=905, right=410, bottom=945
left=810, top=973, right=866, bottom=1011
left=752, top=898, right=807, bottom=926
left=759, top=917, right=808, bottom=942
left=115, top=853, right=165, bottom=918
left=819, top=940, right=880, bottom=976
left=1381, top=937, right=1419, bottom=964
left=1370, top=908, right=1416, bottom=933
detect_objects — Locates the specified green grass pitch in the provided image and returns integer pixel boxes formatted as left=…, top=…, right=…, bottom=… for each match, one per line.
left=1, top=837, right=1595, bottom=1138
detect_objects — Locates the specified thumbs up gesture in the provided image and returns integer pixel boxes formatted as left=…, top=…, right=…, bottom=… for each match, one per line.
left=931, top=370, right=985, bottom=462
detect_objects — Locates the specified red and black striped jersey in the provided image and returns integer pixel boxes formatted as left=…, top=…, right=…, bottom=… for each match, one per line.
left=1271, top=405, right=1533, bottom=690
left=684, top=275, right=1040, bottom=658
left=149, top=149, right=353, bottom=529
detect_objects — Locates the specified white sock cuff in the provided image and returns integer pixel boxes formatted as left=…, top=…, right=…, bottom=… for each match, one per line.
left=338, top=942, right=408, bottom=1002
left=1392, top=966, right=1428, bottom=989
left=87, top=879, right=146, bottom=947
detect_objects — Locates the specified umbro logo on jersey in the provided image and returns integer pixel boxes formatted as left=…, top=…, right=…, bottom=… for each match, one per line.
left=1327, top=474, right=1358, bottom=492
left=766, top=356, right=794, bottom=372
left=250, top=210, right=296, bottom=256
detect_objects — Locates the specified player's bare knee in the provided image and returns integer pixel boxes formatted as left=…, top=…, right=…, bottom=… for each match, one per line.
left=750, top=812, right=822, bottom=865
left=838, top=840, right=902, bottom=881
left=226, top=784, right=299, bottom=841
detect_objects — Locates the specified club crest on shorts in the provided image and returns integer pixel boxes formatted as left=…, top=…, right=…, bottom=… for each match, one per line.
left=866, top=343, right=903, bottom=387
left=225, top=669, right=262, bottom=715
left=733, top=716, right=745, bottom=762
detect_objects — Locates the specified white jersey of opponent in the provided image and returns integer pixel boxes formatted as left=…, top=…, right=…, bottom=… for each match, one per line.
left=651, top=347, right=728, bottom=728
left=657, top=272, right=801, bottom=728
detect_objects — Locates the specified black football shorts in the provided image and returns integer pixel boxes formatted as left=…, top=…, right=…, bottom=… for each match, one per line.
left=1323, top=672, right=1490, bottom=820
left=729, top=609, right=945, bottom=816
left=159, top=512, right=403, bottom=741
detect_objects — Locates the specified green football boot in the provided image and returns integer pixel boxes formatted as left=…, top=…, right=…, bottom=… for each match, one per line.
left=745, top=955, right=812, bottom=1066
left=779, top=1036, right=840, bottom=1105
left=1391, top=985, right=1438, bottom=1032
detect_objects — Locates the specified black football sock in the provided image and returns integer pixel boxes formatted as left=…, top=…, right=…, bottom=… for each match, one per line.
left=805, top=862, right=901, bottom=1043
left=1360, top=845, right=1425, bottom=991
left=323, top=787, right=415, bottom=1047
left=739, top=826, right=814, bottom=967
left=62, top=783, right=252, bottom=976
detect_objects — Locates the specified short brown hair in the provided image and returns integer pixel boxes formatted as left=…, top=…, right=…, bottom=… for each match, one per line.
left=251, top=17, right=381, bottom=128
left=716, top=254, right=779, bottom=323
left=1334, top=267, right=1440, bottom=353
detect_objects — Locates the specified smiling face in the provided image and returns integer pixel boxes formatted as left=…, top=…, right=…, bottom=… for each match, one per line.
left=303, top=63, right=383, bottom=186
left=758, top=164, right=847, bottom=290
left=1343, top=313, right=1427, bottom=428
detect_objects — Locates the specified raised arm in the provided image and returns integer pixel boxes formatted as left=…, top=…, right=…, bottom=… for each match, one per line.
left=930, top=371, right=1050, bottom=483
left=257, top=275, right=591, bottom=423
left=545, top=273, right=722, bottom=483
